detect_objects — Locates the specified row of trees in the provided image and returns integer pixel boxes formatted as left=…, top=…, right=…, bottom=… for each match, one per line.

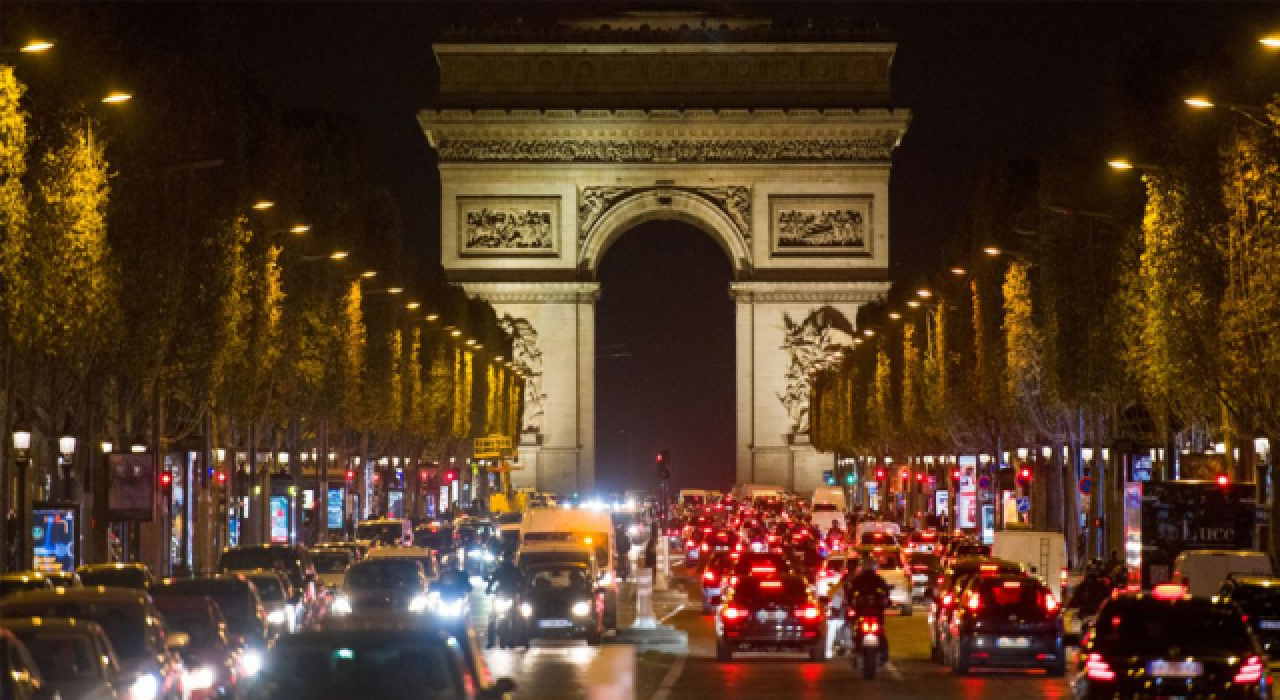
left=812, top=79, right=1280, bottom=562
left=0, top=6, right=521, bottom=568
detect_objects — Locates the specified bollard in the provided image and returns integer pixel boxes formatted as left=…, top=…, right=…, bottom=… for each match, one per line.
left=654, top=535, right=669, bottom=591
left=632, top=568, right=658, bottom=629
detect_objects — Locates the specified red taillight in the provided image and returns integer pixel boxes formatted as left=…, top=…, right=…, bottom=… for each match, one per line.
left=1151, top=583, right=1186, bottom=601
left=860, top=618, right=879, bottom=633
left=767, top=535, right=780, bottom=544
left=936, top=576, right=945, bottom=585
left=796, top=606, right=821, bottom=620
left=685, top=540, right=695, bottom=548
left=1085, top=653, right=1116, bottom=681
left=703, top=527, right=713, bottom=533
left=1234, top=656, right=1264, bottom=684
left=760, top=580, right=783, bottom=590
left=1044, top=593, right=1059, bottom=613
left=722, top=605, right=748, bottom=621
left=965, top=592, right=981, bottom=611
left=1002, top=581, right=1022, bottom=588
left=750, top=565, right=777, bottom=576
left=702, top=570, right=718, bottom=583
left=940, top=593, right=954, bottom=607
left=701, top=543, right=710, bottom=552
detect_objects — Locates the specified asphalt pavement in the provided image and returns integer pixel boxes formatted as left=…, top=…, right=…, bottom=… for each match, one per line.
left=469, top=561, right=1076, bottom=700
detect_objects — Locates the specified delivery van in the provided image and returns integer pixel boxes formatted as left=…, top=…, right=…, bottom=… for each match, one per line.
left=992, top=530, right=1067, bottom=599
left=810, top=487, right=847, bottom=532
left=1173, top=549, right=1273, bottom=597
left=519, top=507, right=618, bottom=629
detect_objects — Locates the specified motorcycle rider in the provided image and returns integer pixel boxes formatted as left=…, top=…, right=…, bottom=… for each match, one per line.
left=485, top=553, right=524, bottom=648
left=843, top=555, right=892, bottom=659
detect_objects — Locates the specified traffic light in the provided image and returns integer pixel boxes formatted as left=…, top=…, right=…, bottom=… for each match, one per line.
left=845, top=473, right=856, bottom=485
left=1217, top=473, right=1230, bottom=487
left=915, top=472, right=925, bottom=492
left=345, top=469, right=355, bottom=482
left=1018, top=466, right=1033, bottom=483
left=656, top=450, right=671, bottom=480
left=214, top=470, right=227, bottom=486
left=444, top=469, right=457, bottom=483
left=419, top=469, right=430, bottom=483
left=875, top=467, right=886, bottom=481
left=952, top=467, right=961, bottom=481
left=159, top=471, right=173, bottom=495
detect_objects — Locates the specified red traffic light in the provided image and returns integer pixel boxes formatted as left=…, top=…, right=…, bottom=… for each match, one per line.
left=656, top=452, right=665, bottom=463
left=420, top=469, right=429, bottom=482
left=159, top=472, right=173, bottom=488
left=1019, top=467, right=1033, bottom=481
left=444, top=470, right=457, bottom=483
left=215, top=471, right=227, bottom=485
left=915, top=472, right=924, bottom=482
left=900, top=469, right=909, bottom=480
left=372, top=472, right=381, bottom=484
left=345, top=469, right=355, bottom=482
left=874, top=468, right=886, bottom=480
left=952, top=468, right=961, bottom=480
left=1217, top=473, right=1229, bottom=486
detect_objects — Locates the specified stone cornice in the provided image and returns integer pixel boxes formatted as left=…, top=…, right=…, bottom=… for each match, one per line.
left=463, top=282, right=601, bottom=304
left=729, top=281, right=889, bottom=303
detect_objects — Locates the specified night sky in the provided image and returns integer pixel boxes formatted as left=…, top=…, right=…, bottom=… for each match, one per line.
left=67, top=2, right=1280, bottom=492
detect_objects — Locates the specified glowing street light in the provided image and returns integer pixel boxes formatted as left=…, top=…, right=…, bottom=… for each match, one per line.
left=101, top=91, right=132, bottom=104
left=950, top=267, right=967, bottom=276
left=1261, top=35, right=1280, bottom=48
left=20, top=39, right=54, bottom=53
left=916, top=288, right=933, bottom=299
left=425, top=313, right=440, bottom=322
left=329, top=251, right=349, bottom=261
left=289, top=224, right=311, bottom=234
left=888, top=311, right=902, bottom=320
left=387, top=287, right=404, bottom=295
left=405, top=301, right=421, bottom=310
left=1107, top=158, right=1135, bottom=171
left=983, top=245, right=1002, bottom=256
left=252, top=200, right=275, bottom=211
left=1184, top=96, right=1215, bottom=109
left=360, top=270, right=378, bottom=279
left=906, top=299, right=921, bottom=308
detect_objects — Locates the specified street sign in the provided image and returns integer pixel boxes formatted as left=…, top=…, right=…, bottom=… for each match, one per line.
left=978, top=475, right=992, bottom=491
left=822, top=470, right=835, bottom=486
left=1078, top=477, right=1093, bottom=495
left=1016, top=497, right=1031, bottom=514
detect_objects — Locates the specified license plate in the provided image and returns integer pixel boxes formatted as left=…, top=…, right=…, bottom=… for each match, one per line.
left=538, top=619, right=572, bottom=628
left=996, top=637, right=1031, bottom=649
left=688, top=551, right=700, bottom=560
left=912, top=574, right=928, bottom=582
left=1260, top=619, right=1280, bottom=630
left=862, top=634, right=880, bottom=646
left=1149, top=660, right=1202, bottom=677
left=757, top=611, right=787, bottom=621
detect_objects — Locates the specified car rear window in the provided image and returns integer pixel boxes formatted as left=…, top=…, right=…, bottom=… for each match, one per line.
left=1093, top=600, right=1254, bottom=654
left=79, top=569, right=147, bottom=589
left=9, top=632, right=97, bottom=680
left=736, top=576, right=810, bottom=601
left=824, top=559, right=847, bottom=573
left=0, top=579, right=50, bottom=597
left=953, top=544, right=992, bottom=557
left=908, top=554, right=941, bottom=569
left=978, top=579, right=1047, bottom=611
left=219, top=549, right=302, bottom=581
left=346, top=561, right=425, bottom=590
left=247, top=576, right=285, bottom=602
left=1228, top=584, right=1280, bottom=617
left=0, top=600, right=148, bottom=660
left=152, top=581, right=260, bottom=637
left=812, top=503, right=838, bottom=512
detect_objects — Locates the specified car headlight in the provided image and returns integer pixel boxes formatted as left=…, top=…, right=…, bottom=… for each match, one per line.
left=520, top=602, right=533, bottom=618
left=494, top=597, right=514, bottom=613
left=267, top=609, right=287, bottom=625
left=598, top=571, right=615, bottom=587
left=240, top=649, right=264, bottom=677
left=185, top=666, right=217, bottom=691
left=432, top=598, right=466, bottom=618
left=130, top=673, right=159, bottom=700
left=409, top=594, right=431, bottom=613
left=331, top=596, right=353, bottom=615
left=571, top=601, right=591, bottom=617
left=482, top=550, right=495, bottom=562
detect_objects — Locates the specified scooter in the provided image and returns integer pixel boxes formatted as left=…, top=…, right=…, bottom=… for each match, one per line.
left=847, top=598, right=888, bottom=679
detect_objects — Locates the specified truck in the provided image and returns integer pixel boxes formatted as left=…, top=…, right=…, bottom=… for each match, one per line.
left=733, top=484, right=785, bottom=502
left=992, top=529, right=1067, bottom=599
left=1140, top=481, right=1257, bottom=588
left=518, top=507, right=618, bottom=629
left=810, top=487, right=847, bottom=533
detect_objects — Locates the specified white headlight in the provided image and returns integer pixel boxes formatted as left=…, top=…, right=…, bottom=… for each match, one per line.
left=267, top=609, right=287, bottom=625
left=494, top=597, right=513, bottom=613
left=130, top=674, right=159, bottom=700
left=331, top=596, right=353, bottom=615
left=520, top=602, right=533, bottom=618
left=482, top=551, right=495, bottom=561
left=598, top=571, right=615, bottom=587
left=240, top=649, right=263, bottom=677
left=434, top=599, right=465, bottom=617
left=571, top=601, right=591, bottom=617
left=185, top=666, right=216, bottom=691
left=409, top=594, right=430, bottom=613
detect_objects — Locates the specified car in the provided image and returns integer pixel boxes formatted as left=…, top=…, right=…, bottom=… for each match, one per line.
left=850, top=545, right=912, bottom=615
left=0, top=572, right=55, bottom=599
left=76, top=563, right=153, bottom=590
left=244, top=618, right=515, bottom=700
left=309, top=541, right=366, bottom=563
left=942, top=540, right=992, bottom=565
left=235, top=570, right=299, bottom=635
left=929, top=558, right=1025, bottom=661
left=1, top=617, right=119, bottom=700
left=365, top=546, right=440, bottom=583
left=353, top=518, right=414, bottom=548
left=713, top=574, right=826, bottom=662
left=904, top=552, right=943, bottom=601
left=218, top=545, right=318, bottom=622
left=0, top=628, right=46, bottom=700
left=513, top=562, right=604, bottom=645
left=307, top=547, right=354, bottom=595
left=330, top=557, right=430, bottom=617
left=413, top=523, right=456, bottom=562
left=1218, top=575, right=1280, bottom=657
left=699, top=551, right=738, bottom=614
left=1074, top=584, right=1269, bottom=699
left=150, top=575, right=270, bottom=673
left=858, top=531, right=899, bottom=547
left=947, top=574, right=1063, bottom=675
left=1061, top=575, right=1114, bottom=646
left=0, top=587, right=187, bottom=700
left=44, top=571, right=83, bottom=588
left=151, top=594, right=242, bottom=700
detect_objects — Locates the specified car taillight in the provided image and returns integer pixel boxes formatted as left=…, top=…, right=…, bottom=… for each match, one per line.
left=965, top=592, right=981, bottom=611
left=941, top=593, right=953, bottom=607
left=702, top=570, right=718, bottom=583
left=1085, top=653, right=1116, bottom=681
left=686, top=540, right=695, bottom=548
left=722, top=605, right=748, bottom=621
left=760, top=580, right=783, bottom=590
left=750, top=565, right=777, bottom=575
left=1059, top=568, right=1068, bottom=588
left=1235, top=656, right=1264, bottom=684
left=936, top=576, right=945, bottom=585
left=860, top=618, right=879, bottom=634
left=796, top=606, right=821, bottom=620
left=1044, top=593, right=1058, bottom=613
left=701, top=543, right=710, bottom=551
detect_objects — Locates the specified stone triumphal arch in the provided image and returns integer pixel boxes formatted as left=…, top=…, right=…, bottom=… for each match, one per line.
left=419, top=14, right=910, bottom=495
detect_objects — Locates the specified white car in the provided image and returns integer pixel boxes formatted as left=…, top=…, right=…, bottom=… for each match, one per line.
left=852, top=546, right=913, bottom=615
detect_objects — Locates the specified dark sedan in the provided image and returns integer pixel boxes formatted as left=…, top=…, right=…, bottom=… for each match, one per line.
left=330, top=558, right=429, bottom=617
left=947, top=574, right=1064, bottom=675
left=1219, top=575, right=1280, bottom=657
left=713, top=574, right=826, bottom=661
left=514, top=563, right=603, bottom=645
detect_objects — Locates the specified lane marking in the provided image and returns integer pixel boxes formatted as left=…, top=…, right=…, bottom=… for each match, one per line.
left=649, top=655, right=687, bottom=700
left=658, top=604, right=686, bottom=625
left=884, top=660, right=905, bottom=681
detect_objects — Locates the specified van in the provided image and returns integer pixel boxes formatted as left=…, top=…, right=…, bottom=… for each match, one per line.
left=354, top=518, right=413, bottom=547
left=678, top=489, right=710, bottom=507
left=991, top=530, right=1067, bottom=599
left=811, top=487, right=847, bottom=532
left=1173, top=549, right=1273, bottom=597
left=735, top=484, right=784, bottom=502
left=854, top=520, right=901, bottom=543
left=519, top=507, right=618, bottom=629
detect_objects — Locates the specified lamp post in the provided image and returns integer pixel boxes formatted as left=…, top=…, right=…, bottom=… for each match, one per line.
left=58, top=435, right=77, bottom=501
left=12, top=429, right=31, bottom=570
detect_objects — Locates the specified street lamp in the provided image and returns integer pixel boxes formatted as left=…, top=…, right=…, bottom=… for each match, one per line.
left=425, top=313, right=440, bottom=322
left=916, top=288, right=933, bottom=299
left=405, top=301, right=421, bottom=310
left=950, top=267, right=967, bottom=276
left=58, top=435, right=77, bottom=499
left=983, top=245, right=1002, bottom=256
left=19, top=39, right=53, bottom=53
left=288, top=224, right=310, bottom=235
left=101, top=91, right=132, bottom=105
left=360, top=270, right=377, bottom=279
left=251, top=200, right=275, bottom=211
left=888, top=311, right=902, bottom=320
left=329, top=251, right=348, bottom=261
left=12, top=428, right=31, bottom=569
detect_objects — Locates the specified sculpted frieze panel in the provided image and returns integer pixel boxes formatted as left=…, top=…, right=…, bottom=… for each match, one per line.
left=578, top=184, right=751, bottom=244
left=436, top=138, right=894, bottom=163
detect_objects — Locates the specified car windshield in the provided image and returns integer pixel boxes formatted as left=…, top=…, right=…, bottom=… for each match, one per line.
left=908, top=554, right=941, bottom=569
left=346, top=561, right=424, bottom=590
left=219, top=550, right=301, bottom=580
left=79, top=568, right=146, bottom=589
left=152, top=583, right=260, bottom=639
left=355, top=523, right=405, bottom=544
left=9, top=632, right=98, bottom=680
left=259, top=636, right=458, bottom=700
left=1228, top=584, right=1280, bottom=617
left=247, top=576, right=285, bottom=603
left=414, top=529, right=451, bottom=550
left=1093, top=600, right=1254, bottom=655
left=310, top=552, right=352, bottom=574
left=0, top=600, right=148, bottom=660
left=155, top=607, right=221, bottom=648
left=525, top=566, right=593, bottom=591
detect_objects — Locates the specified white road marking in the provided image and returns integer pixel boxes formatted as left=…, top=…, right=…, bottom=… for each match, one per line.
left=649, top=655, right=687, bottom=700
left=884, top=660, right=905, bottom=681
left=658, top=604, right=686, bottom=625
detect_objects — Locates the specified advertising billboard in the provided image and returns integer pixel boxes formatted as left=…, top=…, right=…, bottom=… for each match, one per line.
left=327, top=488, right=344, bottom=530
left=1140, top=481, right=1256, bottom=586
left=31, top=504, right=77, bottom=573
left=107, top=454, right=155, bottom=521
left=269, top=495, right=290, bottom=544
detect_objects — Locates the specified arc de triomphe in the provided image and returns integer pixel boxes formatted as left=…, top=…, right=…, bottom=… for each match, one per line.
left=419, top=15, right=909, bottom=495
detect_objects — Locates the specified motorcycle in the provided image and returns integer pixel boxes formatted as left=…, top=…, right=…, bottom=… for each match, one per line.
left=848, top=594, right=889, bottom=679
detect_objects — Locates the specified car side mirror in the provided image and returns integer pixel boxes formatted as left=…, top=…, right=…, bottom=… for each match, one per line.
left=166, top=632, right=190, bottom=651
left=711, top=596, right=723, bottom=606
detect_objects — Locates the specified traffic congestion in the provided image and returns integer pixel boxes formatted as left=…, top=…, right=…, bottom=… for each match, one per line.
left=0, top=487, right=1275, bottom=700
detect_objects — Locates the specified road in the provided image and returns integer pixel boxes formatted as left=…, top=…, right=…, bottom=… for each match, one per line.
left=469, top=565, right=1074, bottom=700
